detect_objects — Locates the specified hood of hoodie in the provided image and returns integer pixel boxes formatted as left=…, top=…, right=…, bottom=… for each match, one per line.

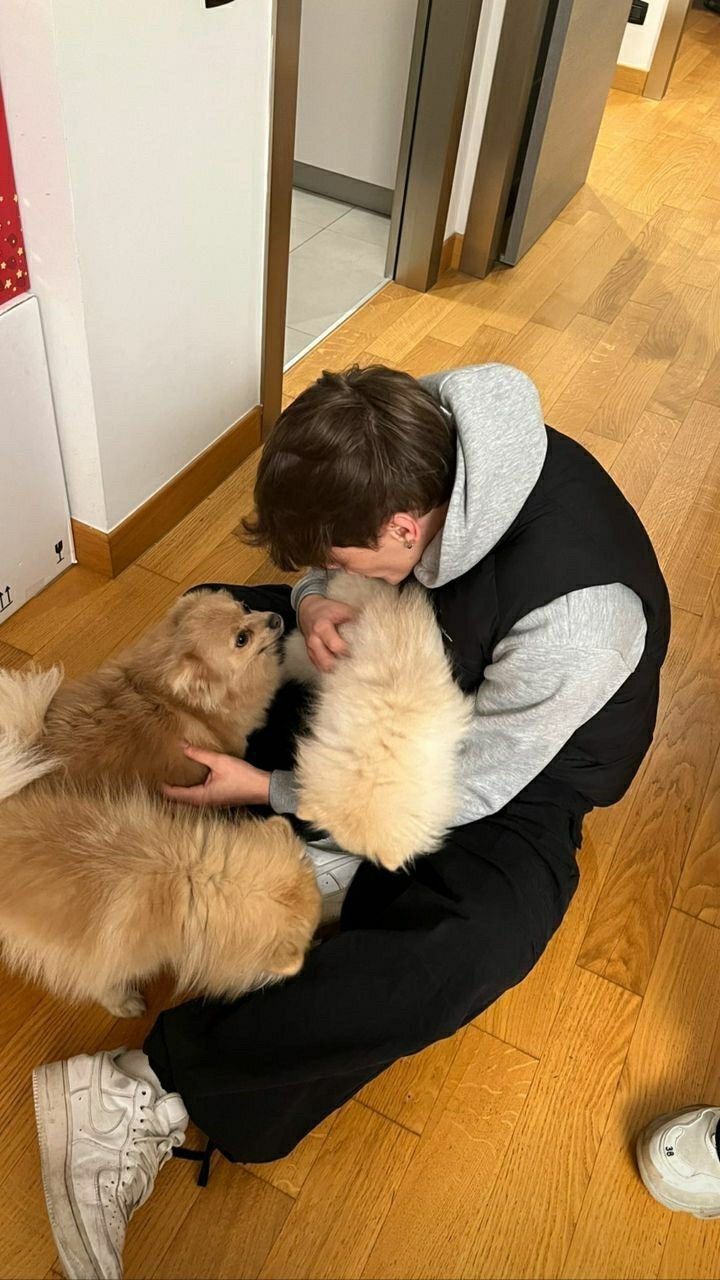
left=415, top=364, right=547, bottom=590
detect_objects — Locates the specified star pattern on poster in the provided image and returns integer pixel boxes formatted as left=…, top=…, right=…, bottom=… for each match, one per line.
left=0, top=80, right=30, bottom=302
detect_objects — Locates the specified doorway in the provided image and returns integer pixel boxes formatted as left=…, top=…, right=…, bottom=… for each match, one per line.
left=283, top=0, right=417, bottom=369
left=261, top=0, right=483, bottom=433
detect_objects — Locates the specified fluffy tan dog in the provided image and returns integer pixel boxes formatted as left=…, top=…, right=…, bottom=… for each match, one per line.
left=0, top=591, right=320, bottom=1016
left=0, top=786, right=318, bottom=1017
left=43, top=589, right=286, bottom=790
left=284, top=574, right=472, bottom=870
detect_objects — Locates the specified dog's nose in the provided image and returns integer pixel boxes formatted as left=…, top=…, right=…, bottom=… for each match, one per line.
left=267, top=613, right=284, bottom=635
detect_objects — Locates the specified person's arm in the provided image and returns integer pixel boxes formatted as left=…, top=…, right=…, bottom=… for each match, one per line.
left=269, top=769, right=300, bottom=815
left=269, top=585, right=647, bottom=824
left=451, top=583, right=647, bottom=825
left=289, top=562, right=359, bottom=677
left=291, top=569, right=329, bottom=614
left=270, top=584, right=647, bottom=826
left=163, top=746, right=272, bottom=807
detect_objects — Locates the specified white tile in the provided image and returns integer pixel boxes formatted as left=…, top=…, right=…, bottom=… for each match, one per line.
left=286, top=253, right=386, bottom=337
left=332, top=207, right=391, bottom=247
left=291, top=189, right=351, bottom=230
left=292, top=225, right=388, bottom=275
left=284, top=326, right=315, bottom=366
left=290, top=218, right=321, bottom=251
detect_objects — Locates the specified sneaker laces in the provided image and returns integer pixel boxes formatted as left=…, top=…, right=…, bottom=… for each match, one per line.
left=119, top=1101, right=185, bottom=1221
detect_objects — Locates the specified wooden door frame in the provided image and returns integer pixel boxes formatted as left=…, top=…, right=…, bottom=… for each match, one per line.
left=260, top=0, right=483, bottom=437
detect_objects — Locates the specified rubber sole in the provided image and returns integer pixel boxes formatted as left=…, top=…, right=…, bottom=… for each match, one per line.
left=636, top=1111, right=720, bottom=1220
left=32, top=1060, right=119, bottom=1280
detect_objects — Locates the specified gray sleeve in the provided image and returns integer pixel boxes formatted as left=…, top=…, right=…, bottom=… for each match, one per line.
left=290, top=569, right=329, bottom=614
left=269, top=769, right=300, bottom=815
left=452, top=584, right=648, bottom=826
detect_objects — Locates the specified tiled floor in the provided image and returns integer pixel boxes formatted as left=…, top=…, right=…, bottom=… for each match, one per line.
left=284, top=189, right=390, bottom=367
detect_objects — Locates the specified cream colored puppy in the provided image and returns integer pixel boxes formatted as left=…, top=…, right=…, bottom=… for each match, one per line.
left=284, top=574, right=472, bottom=869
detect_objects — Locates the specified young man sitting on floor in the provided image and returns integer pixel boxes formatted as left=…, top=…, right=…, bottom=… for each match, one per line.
left=33, top=363, right=673, bottom=1279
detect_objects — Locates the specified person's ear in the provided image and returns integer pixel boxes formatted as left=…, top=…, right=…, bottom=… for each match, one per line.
left=389, top=513, right=421, bottom=550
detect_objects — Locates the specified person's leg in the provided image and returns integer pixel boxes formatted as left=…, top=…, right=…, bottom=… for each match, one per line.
left=33, top=785, right=584, bottom=1275
left=144, top=784, right=584, bottom=1161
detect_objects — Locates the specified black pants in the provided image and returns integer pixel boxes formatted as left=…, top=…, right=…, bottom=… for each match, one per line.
left=145, top=582, right=589, bottom=1163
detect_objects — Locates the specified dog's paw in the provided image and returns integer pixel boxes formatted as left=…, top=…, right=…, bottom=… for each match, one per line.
left=103, top=990, right=147, bottom=1018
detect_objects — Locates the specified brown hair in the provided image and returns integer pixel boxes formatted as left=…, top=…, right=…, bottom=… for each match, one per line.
left=244, top=365, right=456, bottom=571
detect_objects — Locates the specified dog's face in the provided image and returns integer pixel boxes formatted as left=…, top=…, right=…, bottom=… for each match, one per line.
left=160, top=590, right=285, bottom=712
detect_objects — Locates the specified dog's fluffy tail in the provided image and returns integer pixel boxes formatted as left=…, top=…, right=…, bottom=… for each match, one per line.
left=0, top=666, right=63, bottom=801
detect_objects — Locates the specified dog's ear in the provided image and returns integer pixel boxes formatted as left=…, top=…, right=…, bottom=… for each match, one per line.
left=267, top=938, right=306, bottom=977
left=166, top=651, right=219, bottom=712
left=168, top=593, right=199, bottom=627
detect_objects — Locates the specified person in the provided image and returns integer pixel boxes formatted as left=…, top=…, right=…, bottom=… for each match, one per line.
left=637, top=1106, right=720, bottom=1218
left=33, top=363, right=671, bottom=1279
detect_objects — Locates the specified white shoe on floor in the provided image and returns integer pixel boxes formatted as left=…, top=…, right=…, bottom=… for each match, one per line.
left=636, top=1105, right=720, bottom=1218
left=33, top=1048, right=188, bottom=1279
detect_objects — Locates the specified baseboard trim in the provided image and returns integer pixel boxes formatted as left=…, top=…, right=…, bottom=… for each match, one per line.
left=72, top=404, right=261, bottom=578
left=440, top=232, right=464, bottom=274
left=293, top=161, right=394, bottom=217
left=612, top=64, right=648, bottom=95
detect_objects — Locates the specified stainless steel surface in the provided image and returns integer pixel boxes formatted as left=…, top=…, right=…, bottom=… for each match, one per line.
left=645, top=0, right=694, bottom=100
left=502, top=0, right=629, bottom=265
left=385, top=0, right=430, bottom=279
left=393, top=0, right=484, bottom=292
left=261, top=0, right=302, bottom=437
left=460, top=0, right=552, bottom=280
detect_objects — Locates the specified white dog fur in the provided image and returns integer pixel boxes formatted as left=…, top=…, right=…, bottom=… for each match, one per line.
left=284, top=574, right=471, bottom=870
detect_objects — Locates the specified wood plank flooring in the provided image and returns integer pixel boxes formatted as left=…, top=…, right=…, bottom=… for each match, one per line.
left=2, top=12, right=720, bottom=1277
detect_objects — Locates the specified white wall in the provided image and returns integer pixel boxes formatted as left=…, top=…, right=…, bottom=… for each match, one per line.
left=0, top=296, right=73, bottom=618
left=618, top=0, right=671, bottom=70
left=0, top=0, right=107, bottom=527
left=295, top=0, right=417, bottom=191
left=0, top=0, right=272, bottom=532
left=445, top=0, right=507, bottom=238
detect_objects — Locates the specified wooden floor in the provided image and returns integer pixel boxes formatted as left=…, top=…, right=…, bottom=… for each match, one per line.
left=4, top=11, right=720, bottom=1277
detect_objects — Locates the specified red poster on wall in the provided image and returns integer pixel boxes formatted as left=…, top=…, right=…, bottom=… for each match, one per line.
left=0, top=81, right=29, bottom=302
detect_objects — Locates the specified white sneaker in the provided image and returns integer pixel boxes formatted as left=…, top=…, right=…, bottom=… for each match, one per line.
left=636, top=1105, right=720, bottom=1218
left=33, top=1048, right=188, bottom=1279
left=305, top=837, right=362, bottom=923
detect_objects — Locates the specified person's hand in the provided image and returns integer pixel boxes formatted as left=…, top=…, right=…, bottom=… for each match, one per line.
left=297, top=593, right=357, bottom=673
left=163, top=745, right=270, bottom=807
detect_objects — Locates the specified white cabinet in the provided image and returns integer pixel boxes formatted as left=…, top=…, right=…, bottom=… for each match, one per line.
left=0, top=294, right=72, bottom=625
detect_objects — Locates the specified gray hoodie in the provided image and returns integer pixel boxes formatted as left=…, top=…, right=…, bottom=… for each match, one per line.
left=271, top=365, right=647, bottom=825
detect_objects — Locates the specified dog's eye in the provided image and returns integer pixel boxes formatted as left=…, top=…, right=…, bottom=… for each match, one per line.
left=235, top=631, right=249, bottom=648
